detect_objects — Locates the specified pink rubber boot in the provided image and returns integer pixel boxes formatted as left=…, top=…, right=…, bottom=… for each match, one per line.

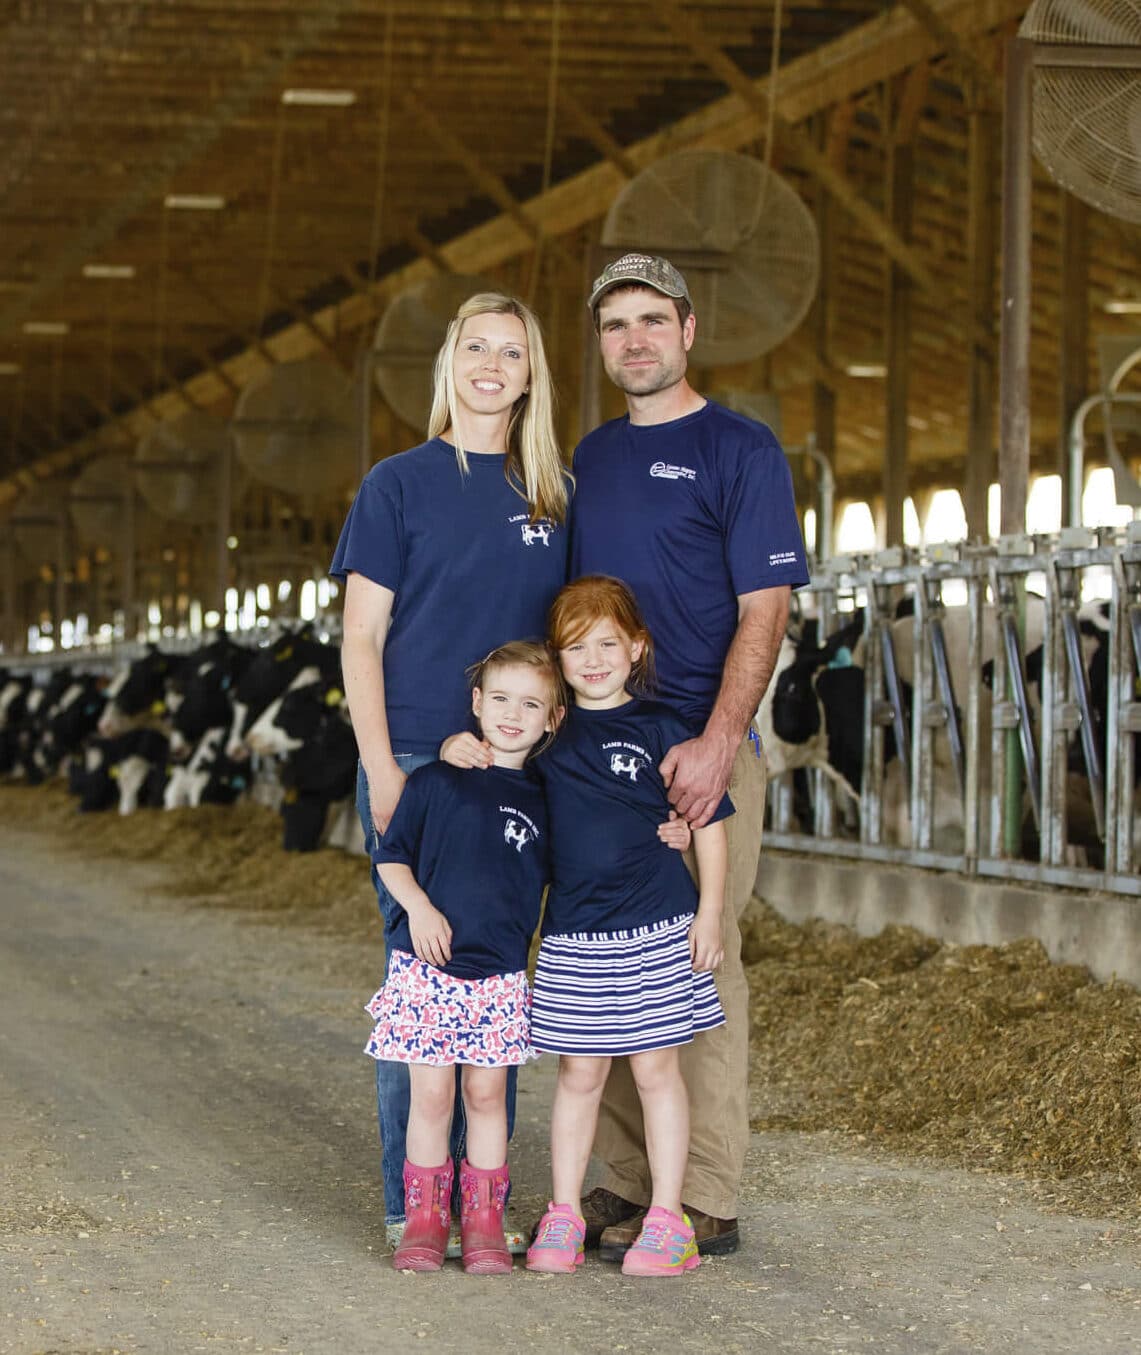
left=391, top=1159, right=453, bottom=1271
left=458, top=1159, right=512, bottom=1275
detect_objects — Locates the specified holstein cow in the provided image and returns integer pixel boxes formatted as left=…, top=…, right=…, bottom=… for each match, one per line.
left=77, top=728, right=171, bottom=814
left=164, top=636, right=256, bottom=809
left=0, top=671, right=34, bottom=775
left=35, top=673, right=107, bottom=784
left=10, top=668, right=78, bottom=784
left=242, top=644, right=359, bottom=851
left=98, top=646, right=179, bottom=737
left=758, top=610, right=870, bottom=817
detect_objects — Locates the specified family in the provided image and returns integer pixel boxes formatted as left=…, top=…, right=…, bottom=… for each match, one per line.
left=330, top=252, right=809, bottom=1277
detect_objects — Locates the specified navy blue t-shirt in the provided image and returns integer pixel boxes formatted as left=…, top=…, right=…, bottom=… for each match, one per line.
left=570, top=402, right=809, bottom=729
left=375, top=761, right=548, bottom=980
left=536, top=699, right=733, bottom=936
left=330, top=438, right=568, bottom=753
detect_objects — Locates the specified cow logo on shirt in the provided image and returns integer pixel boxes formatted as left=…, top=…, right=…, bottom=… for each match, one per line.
left=500, top=804, right=540, bottom=853
left=510, top=512, right=554, bottom=547
left=503, top=818, right=533, bottom=851
left=609, top=751, right=648, bottom=782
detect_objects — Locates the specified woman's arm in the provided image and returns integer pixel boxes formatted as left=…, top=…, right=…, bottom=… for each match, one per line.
left=341, top=571, right=405, bottom=833
left=689, top=820, right=727, bottom=972
left=377, top=862, right=453, bottom=967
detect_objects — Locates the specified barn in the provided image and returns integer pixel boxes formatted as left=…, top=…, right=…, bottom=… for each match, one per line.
left=1, top=2, right=1140, bottom=1350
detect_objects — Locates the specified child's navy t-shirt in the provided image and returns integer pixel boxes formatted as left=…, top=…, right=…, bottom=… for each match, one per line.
left=569, top=402, right=809, bottom=730
left=535, top=699, right=733, bottom=937
left=375, top=761, right=548, bottom=980
left=330, top=438, right=567, bottom=753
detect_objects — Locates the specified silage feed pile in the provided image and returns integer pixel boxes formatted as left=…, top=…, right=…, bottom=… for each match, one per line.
left=741, top=904, right=1141, bottom=1218
left=4, top=782, right=1139, bottom=1218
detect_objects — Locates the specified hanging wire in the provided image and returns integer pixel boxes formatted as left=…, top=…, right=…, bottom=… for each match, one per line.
left=526, top=0, right=561, bottom=306
left=50, top=334, right=64, bottom=440
left=357, top=0, right=395, bottom=358
left=153, top=200, right=171, bottom=392
left=755, top=0, right=784, bottom=215
left=256, top=98, right=288, bottom=338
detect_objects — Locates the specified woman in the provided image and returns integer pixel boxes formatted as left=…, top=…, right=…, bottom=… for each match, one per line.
left=330, top=292, right=570, bottom=1249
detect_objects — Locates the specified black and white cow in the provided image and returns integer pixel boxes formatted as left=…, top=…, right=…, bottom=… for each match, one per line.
left=240, top=649, right=359, bottom=851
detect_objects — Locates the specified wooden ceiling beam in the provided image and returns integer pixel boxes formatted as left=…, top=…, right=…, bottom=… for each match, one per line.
left=896, top=0, right=1003, bottom=107
left=398, top=90, right=576, bottom=274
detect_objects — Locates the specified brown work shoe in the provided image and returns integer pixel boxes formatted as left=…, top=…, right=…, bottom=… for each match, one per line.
left=685, top=1206, right=740, bottom=1256
left=529, top=1186, right=642, bottom=1250
left=597, top=1206, right=648, bottom=1262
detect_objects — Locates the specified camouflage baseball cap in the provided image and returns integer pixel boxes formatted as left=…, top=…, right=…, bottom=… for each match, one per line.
left=588, top=252, right=692, bottom=311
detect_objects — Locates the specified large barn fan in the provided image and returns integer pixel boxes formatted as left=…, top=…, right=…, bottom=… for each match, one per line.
left=600, top=149, right=820, bottom=365
left=10, top=481, right=70, bottom=568
left=70, top=455, right=161, bottom=554
left=373, top=274, right=494, bottom=432
left=232, top=356, right=357, bottom=498
left=1019, top=0, right=1141, bottom=223
left=136, top=411, right=241, bottom=524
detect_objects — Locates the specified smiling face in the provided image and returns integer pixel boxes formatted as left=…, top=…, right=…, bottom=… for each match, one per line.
left=451, top=311, right=530, bottom=426
left=558, top=617, right=645, bottom=710
left=596, top=285, right=695, bottom=400
left=472, top=662, right=561, bottom=767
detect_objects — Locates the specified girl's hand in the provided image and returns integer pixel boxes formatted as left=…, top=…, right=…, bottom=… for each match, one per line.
left=407, top=900, right=453, bottom=968
left=657, top=809, right=692, bottom=853
left=440, top=732, right=494, bottom=769
left=689, top=911, right=724, bottom=973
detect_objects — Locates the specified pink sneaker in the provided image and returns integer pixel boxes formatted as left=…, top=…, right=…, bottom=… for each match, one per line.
left=620, top=1207, right=700, bottom=1276
left=525, top=1203, right=585, bottom=1273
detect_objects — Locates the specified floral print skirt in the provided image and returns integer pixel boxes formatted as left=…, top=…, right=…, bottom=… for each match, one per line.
left=364, top=948, right=538, bottom=1068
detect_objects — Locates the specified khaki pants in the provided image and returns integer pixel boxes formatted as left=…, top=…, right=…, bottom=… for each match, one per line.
left=593, top=733, right=767, bottom=1220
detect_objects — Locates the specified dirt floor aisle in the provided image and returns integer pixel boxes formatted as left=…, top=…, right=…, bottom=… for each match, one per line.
left=1, top=828, right=1139, bottom=1355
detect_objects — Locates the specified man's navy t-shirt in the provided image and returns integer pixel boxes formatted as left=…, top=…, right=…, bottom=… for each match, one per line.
left=375, top=761, right=548, bottom=980
left=569, top=402, right=809, bottom=730
left=330, top=438, right=567, bottom=753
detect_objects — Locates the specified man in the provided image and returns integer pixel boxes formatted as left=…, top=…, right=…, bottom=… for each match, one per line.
left=569, top=251, right=809, bottom=1257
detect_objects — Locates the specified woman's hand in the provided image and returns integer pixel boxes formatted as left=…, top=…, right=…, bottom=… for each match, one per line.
left=368, top=759, right=408, bottom=835
left=407, top=899, right=453, bottom=968
left=657, top=809, right=692, bottom=853
left=440, top=732, right=494, bottom=769
left=689, top=911, right=724, bottom=973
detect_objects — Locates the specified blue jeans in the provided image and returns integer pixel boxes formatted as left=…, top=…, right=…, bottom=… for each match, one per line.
left=356, top=759, right=518, bottom=1223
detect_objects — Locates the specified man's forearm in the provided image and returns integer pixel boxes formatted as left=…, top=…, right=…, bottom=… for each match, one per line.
left=703, top=585, right=790, bottom=746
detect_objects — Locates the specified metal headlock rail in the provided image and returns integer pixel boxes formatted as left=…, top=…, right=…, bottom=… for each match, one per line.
left=766, top=522, right=1141, bottom=899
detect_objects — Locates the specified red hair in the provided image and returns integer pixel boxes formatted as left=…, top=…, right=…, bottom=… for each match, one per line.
left=547, top=575, right=656, bottom=695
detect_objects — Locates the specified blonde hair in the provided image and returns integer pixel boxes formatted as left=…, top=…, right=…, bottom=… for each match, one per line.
left=428, top=292, right=570, bottom=524
left=466, top=640, right=567, bottom=755
left=547, top=575, right=657, bottom=696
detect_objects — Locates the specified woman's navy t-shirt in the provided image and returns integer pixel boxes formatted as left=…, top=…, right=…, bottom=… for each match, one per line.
left=330, top=438, right=568, bottom=753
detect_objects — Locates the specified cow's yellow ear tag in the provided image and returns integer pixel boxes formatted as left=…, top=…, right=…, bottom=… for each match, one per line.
left=150, top=699, right=165, bottom=714
left=325, top=687, right=343, bottom=707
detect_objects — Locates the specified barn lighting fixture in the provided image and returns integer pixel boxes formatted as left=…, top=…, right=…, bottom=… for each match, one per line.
left=1104, top=298, right=1141, bottom=314
left=22, top=321, right=69, bottom=336
left=164, top=194, right=226, bottom=210
left=845, top=363, right=887, bottom=378
left=281, top=88, right=356, bottom=106
left=83, top=263, right=136, bottom=279
left=0, top=362, right=20, bottom=375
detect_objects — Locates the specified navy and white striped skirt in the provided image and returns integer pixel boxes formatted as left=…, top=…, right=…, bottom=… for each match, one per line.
left=529, top=912, right=726, bottom=1057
